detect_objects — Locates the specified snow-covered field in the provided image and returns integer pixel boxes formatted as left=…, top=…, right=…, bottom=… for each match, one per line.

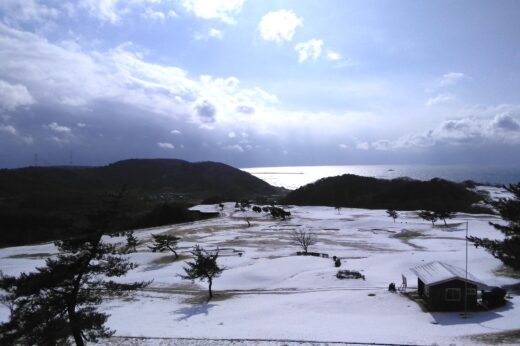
left=1, top=201, right=519, bottom=345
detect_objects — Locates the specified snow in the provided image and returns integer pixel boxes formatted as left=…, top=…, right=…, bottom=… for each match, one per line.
left=1, top=199, right=519, bottom=345
left=411, top=261, right=488, bottom=288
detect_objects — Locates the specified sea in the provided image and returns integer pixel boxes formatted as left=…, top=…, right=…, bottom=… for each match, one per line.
left=241, top=164, right=520, bottom=190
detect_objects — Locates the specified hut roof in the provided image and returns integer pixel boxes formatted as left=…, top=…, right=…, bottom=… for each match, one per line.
left=411, top=261, right=488, bottom=289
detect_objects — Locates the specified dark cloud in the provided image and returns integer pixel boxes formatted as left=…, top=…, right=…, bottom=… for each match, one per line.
left=441, top=119, right=470, bottom=132
left=195, top=100, right=216, bottom=123
left=493, top=114, right=520, bottom=131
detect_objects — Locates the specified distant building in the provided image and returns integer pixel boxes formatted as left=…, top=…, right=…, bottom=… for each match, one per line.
left=411, top=261, right=489, bottom=311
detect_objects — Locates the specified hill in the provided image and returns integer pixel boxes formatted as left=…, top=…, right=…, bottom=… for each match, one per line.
left=283, top=174, right=487, bottom=212
left=0, top=159, right=284, bottom=246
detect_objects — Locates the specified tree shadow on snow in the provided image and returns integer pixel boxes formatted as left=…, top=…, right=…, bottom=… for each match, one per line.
left=431, top=301, right=514, bottom=326
left=173, top=303, right=217, bottom=321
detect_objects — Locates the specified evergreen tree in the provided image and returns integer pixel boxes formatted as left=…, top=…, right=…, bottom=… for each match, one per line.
left=180, top=245, right=223, bottom=300
left=125, top=231, right=138, bottom=253
left=148, top=234, right=180, bottom=259
left=469, top=183, right=520, bottom=270
left=386, top=209, right=399, bottom=222
left=0, top=191, right=149, bottom=346
left=418, top=210, right=438, bottom=226
left=434, top=209, right=455, bottom=226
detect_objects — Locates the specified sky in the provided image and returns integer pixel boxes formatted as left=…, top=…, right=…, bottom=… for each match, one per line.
left=1, top=0, right=520, bottom=168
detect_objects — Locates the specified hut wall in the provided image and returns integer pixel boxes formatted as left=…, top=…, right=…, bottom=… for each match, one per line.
left=426, top=279, right=478, bottom=311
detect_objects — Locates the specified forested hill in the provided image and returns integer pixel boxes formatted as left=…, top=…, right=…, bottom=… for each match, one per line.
left=0, top=159, right=284, bottom=246
left=283, top=174, right=487, bottom=212
left=0, top=159, right=281, bottom=198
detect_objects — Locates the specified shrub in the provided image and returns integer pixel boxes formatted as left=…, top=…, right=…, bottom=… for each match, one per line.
left=482, top=287, right=507, bottom=308
left=336, top=270, right=365, bottom=280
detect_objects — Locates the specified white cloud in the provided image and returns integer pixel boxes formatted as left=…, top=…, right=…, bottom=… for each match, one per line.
left=356, top=142, right=370, bottom=150
left=439, top=72, right=465, bottom=87
left=167, top=10, right=178, bottom=18
left=46, top=122, right=72, bottom=134
left=80, top=0, right=122, bottom=24
left=0, top=0, right=59, bottom=25
left=295, top=39, right=323, bottom=63
left=179, top=0, right=245, bottom=24
left=368, top=108, right=520, bottom=151
left=426, top=93, right=455, bottom=107
left=171, top=129, right=182, bottom=135
left=195, top=28, right=223, bottom=40
left=228, top=131, right=236, bottom=138
left=209, top=28, right=223, bottom=39
left=142, top=8, right=165, bottom=21
left=0, top=124, right=17, bottom=135
left=258, top=10, right=303, bottom=43
left=0, top=23, right=377, bottom=144
left=326, top=51, right=341, bottom=61
left=0, top=124, right=33, bottom=144
left=0, top=79, right=34, bottom=111
left=157, top=142, right=174, bottom=149
left=338, top=143, right=348, bottom=149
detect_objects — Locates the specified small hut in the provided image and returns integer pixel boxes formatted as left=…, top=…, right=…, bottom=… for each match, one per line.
left=411, top=261, right=488, bottom=311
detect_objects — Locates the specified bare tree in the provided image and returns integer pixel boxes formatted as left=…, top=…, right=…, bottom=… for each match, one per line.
left=291, top=229, right=316, bottom=254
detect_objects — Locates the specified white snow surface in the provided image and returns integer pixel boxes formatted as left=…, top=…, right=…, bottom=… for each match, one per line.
left=411, top=261, right=488, bottom=288
left=1, top=202, right=519, bottom=345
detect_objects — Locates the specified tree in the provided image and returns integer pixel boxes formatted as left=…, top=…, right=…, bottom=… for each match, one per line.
left=0, top=191, right=149, bottom=346
left=291, top=229, right=316, bottom=254
left=386, top=209, right=399, bottom=222
left=148, top=234, right=181, bottom=259
left=418, top=210, right=438, bottom=226
left=434, top=209, right=455, bottom=226
left=469, top=183, right=520, bottom=270
left=125, top=231, right=138, bottom=253
left=180, top=245, right=223, bottom=300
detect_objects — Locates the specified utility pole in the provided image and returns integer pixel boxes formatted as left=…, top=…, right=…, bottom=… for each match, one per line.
left=464, top=220, right=469, bottom=318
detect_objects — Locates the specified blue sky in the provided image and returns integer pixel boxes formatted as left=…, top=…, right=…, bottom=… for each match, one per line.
left=1, top=0, right=520, bottom=168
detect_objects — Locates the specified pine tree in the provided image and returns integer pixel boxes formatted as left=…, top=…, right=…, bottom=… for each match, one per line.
left=469, top=183, right=520, bottom=270
left=148, top=234, right=180, bottom=258
left=0, top=191, right=149, bottom=345
left=386, top=209, right=399, bottom=222
left=433, top=209, right=455, bottom=226
left=180, top=245, right=223, bottom=300
left=125, top=231, right=138, bottom=253
left=418, top=210, right=438, bottom=226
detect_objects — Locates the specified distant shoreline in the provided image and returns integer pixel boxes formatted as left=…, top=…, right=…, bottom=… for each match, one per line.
left=242, top=164, right=520, bottom=190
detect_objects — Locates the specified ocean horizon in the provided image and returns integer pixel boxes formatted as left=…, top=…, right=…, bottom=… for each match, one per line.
left=242, top=164, right=520, bottom=190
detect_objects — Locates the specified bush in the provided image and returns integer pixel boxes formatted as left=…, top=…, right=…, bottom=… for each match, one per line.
left=334, top=258, right=342, bottom=267
left=482, top=287, right=507, bottom=308
left=336, top=270, right=365, bottom=280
